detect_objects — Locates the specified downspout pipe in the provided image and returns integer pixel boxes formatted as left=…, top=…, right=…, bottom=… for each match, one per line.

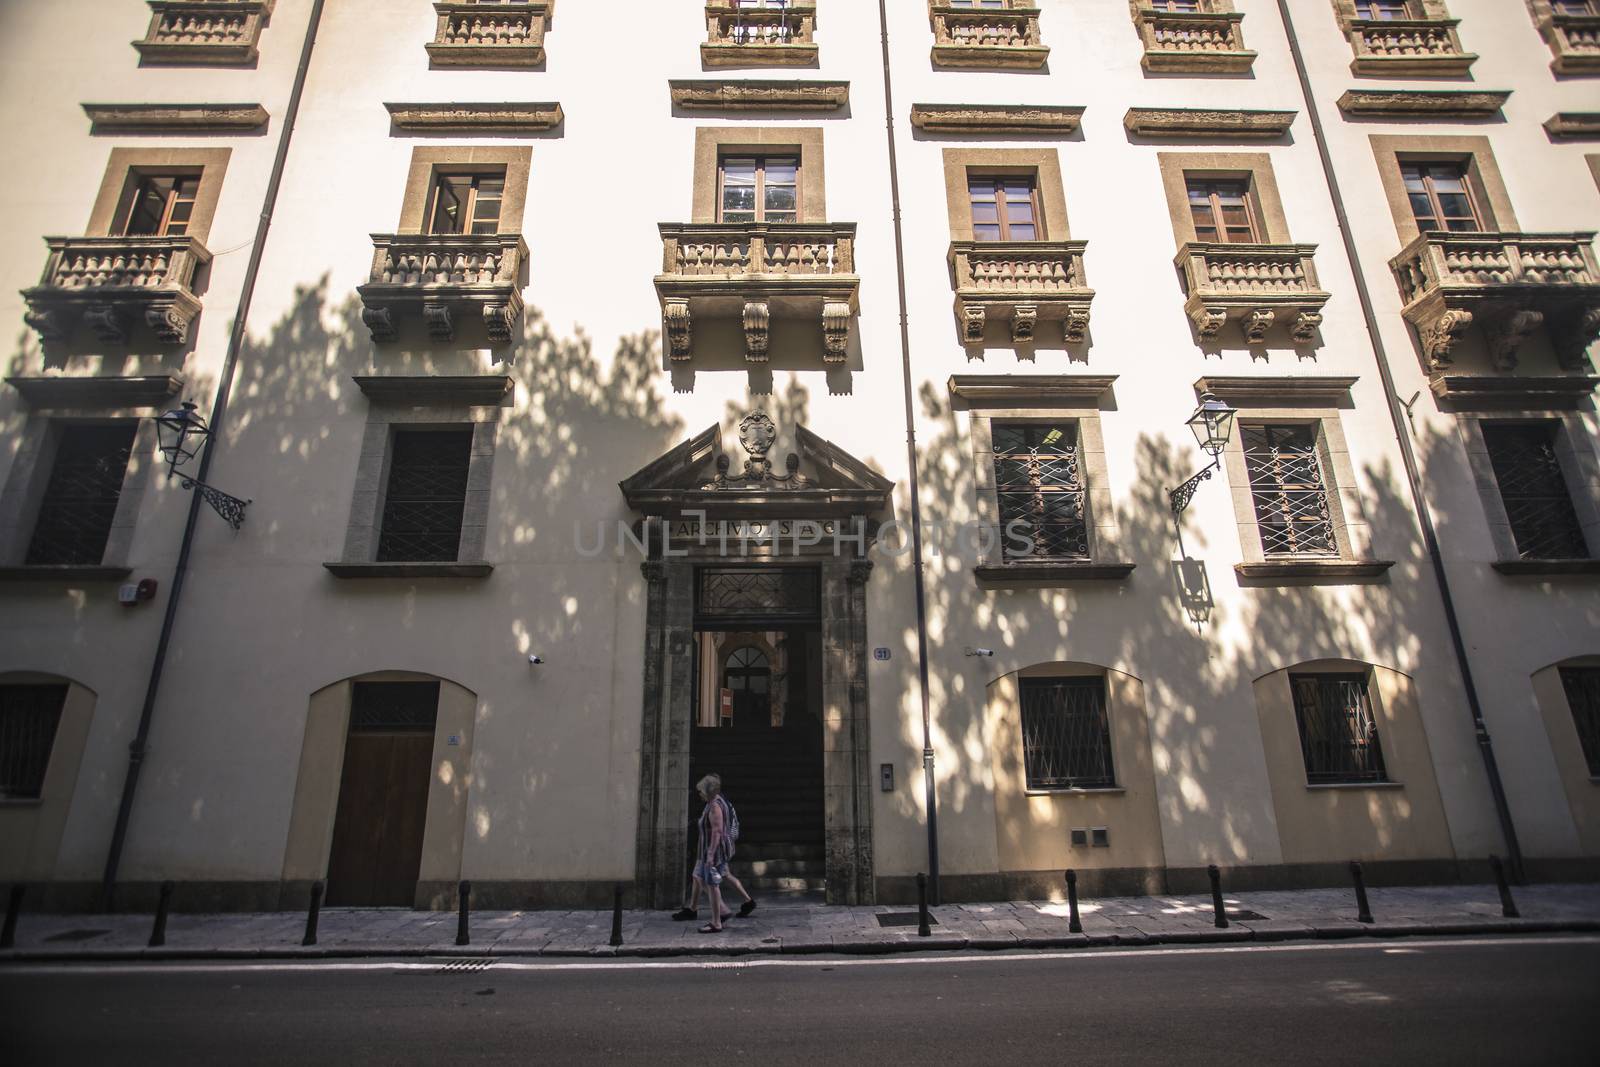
left=1272, top=0, right=1524, bottom=881
left=100, top=0, right=329, bottom=910
left=877, top=0, right=941, bottom=903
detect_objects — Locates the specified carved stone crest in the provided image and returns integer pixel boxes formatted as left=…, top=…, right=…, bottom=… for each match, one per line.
left=702, top=412, right=811, bottom=490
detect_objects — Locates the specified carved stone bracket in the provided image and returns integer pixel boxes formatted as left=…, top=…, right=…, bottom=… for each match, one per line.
left=145, top=304, right=194, bottom=345
left=1063, top=306, right=1091, bottom=345
left=361, top=306, right=397, bottom=343
left=82, top=305, right=130, bottom=345
left=1551, top=305, right=1600, bottom=371
left=743, top=301, right=770, bottom=363
left=664, top=301, right=692, bottom=361
left=1290, top=311, right=1323, bottom=344
left=1009, top=304, right=1038, bottom=344
left=1190, top=306, right=1228, bottom=339
left=22, top=308, right=69, bottom=341
left=961, top=305, right=986, bottom=345
left=483, top=303, right=518, bottom=344
left=847, top=558, right=874, bottom=587
left=422, top=303, right=454, bottom=342
left=1485, top=308, right=1545, bottom=372
left=1243, top=309, right=1276, bottom=345
left=822, top=302, right=851, bottom=362
left=1419, top=307, right=1473, bottom=370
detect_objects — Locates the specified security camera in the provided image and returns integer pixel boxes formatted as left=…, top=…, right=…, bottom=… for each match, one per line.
left=528, top=654, right=544, bottom=665
left=965, top=647, right=995, bottom=658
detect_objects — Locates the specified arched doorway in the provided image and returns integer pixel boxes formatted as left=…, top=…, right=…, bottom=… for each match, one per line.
left=723, top=646, right=771, bottom=728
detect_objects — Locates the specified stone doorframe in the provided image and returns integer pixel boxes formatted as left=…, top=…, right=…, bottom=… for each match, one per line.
left=635, top=554, right=876, bottom=906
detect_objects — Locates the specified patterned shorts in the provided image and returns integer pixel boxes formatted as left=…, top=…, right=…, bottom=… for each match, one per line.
left=693, top=858, right=729, bottom=886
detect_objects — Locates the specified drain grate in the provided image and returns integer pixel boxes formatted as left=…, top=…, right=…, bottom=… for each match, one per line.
left=437, top=958, right=495, bottom=973
left=43, top=929, right=110, bottom=943
left=875, top=912, right=938, bottom=928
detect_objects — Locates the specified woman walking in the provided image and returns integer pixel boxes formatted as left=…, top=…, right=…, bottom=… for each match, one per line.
left=691, top=774, right=753, bottom=932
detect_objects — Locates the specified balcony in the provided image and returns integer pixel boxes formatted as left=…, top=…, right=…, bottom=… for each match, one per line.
left=22, top=236, right=212, bottom=346
left=133, top=1, right=272, bottom=65
left=1346, top=17, right=1475, bottom=76
left=1175, top=243, right=1329, bottom=345
left=928, top=2, right=1048, bottom=70
left=1539, top=10, right=1600, bottom=74
left=1389, top=231, right=1600, bottom=371
left=702, top=2, right=817, bottom=67
left=426, top=1, right=552, bottom=68
left=948, top=241, right=1093, bottom=345
left=655, top=222, right=859, bottom=363
left=357, top=233, right=529, bottom=344
left=1133, top=7, right=1255, bottom=73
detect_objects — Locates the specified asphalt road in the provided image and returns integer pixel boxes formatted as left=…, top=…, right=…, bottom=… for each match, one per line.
left=2, top=936, right=1597, bottom=1065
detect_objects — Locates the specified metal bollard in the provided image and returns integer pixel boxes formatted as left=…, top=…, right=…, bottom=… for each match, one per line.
left=1207, top=864, right=1229, bottom=929
left=1, top=884, right=22, bottom=949
left=1065, top=870, right=1083, bottom=934
left=302, top=880, right=324, bottom=946
left=916, top=873, right=931, bottom=937
left=1350, top=861, right=1374, bottom=924
left=148, top=881, right=174, bottom=947
left=456, top=880, right=472, bottom=946
left=1488, top=855, right=1519, bottom=919
left=609, top=883, right=624, bottom=947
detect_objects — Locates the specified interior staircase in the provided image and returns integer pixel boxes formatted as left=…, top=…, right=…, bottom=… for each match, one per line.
left=690, top=725, right=825, bottom=895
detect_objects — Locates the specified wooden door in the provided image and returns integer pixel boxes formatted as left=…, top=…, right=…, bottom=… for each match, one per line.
left=325, top=682, right=438, bottom=907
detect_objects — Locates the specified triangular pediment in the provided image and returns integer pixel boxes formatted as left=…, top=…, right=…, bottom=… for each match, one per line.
left=620, top=415, right=893, bottom=518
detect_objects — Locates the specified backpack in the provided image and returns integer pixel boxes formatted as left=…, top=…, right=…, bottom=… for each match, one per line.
left=722, top=795, right=741, bottom=843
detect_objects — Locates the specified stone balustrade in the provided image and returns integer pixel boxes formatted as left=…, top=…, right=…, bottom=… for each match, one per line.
left=1176, top=243, right=1329, bottom=345
left=357, top=233, right=529, bottom=344
left=134, top=0, right=272, bottom=64
left=948, top=241, right=1094, bottom=345
left=1134, top=8, right=1255, bottom=72
left=1541, top=11, right=1600, bottom=74
left=1389, top=231, right=1600, bottom=371
left=703, top=2, right=817, bottom=67
left=656, top=222, right=860, bottom=363
left=1347, top=17, right=1474, bottom=75
left=427, top=1, right=552, bottom=67
left=22, top=235, right=212, bottom=345
left=929, top=2, right=1048, bottom=69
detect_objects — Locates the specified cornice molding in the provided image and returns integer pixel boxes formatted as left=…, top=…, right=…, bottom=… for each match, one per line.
left=383, top=102, right=564, bottom=133
left=1431, top=374, right=1600, bottom=409
left=1334, top=89, right=1510, bottom=119
left=82, top=103, right=269, bottom=133
left=668, top=79, right=849, bottom=112
left=1544, top=113, right=1600, bottom=141
left=5, top=374, right=183, bottom=409
left=1123, top=107, right=1296, bottom=139
left=1194, top=375, right=1359, bottom=405
left=352, top=375, right=513, bottom=406
left=910, top=103, right=1084, bottom=135
left=948, top=374, right=1117, bottom=406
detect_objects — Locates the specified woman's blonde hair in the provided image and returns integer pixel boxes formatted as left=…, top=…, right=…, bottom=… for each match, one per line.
left=696, top=773, right=722, bottom=798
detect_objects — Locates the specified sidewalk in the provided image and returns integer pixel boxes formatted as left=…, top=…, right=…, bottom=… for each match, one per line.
left=3, top=883, right=1597, bottom=962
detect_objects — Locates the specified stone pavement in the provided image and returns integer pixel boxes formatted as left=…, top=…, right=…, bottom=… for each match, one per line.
left=2, top=883, right=1597, bottom=962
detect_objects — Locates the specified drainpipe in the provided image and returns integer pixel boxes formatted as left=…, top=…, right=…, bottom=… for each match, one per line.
left=100, top=0, right=329, bottom=910
left=876, top=0, right=941, bottom=904
left=1271, top=0, right=1524, bottom=881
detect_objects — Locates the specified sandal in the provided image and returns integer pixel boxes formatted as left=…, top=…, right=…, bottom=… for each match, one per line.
left=738, top=900, right=757, bottom=918
left=697, top=923, right=723, bottom=933
left=671, top=908, right=696, bottom=921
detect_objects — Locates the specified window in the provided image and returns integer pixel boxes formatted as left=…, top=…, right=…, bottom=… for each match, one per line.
left=1401, top=163, right=1481, bottom=233
left=1559, top=667, right=1600, bottom=777
left=1186, top=179, right=1258, bottom=243
left=968, top=176, right=1038, bottom=241
left=718, top=156, right=798, bottom=223
left=376, top=429, right=474, bottom=562
left=117, top=174, right=200, bottom=237
left=1482, top=423, right=1589, bottom=561
left=1290, top=674, right=1388, bottom=784
left=993, top=422, right=1088, bottom=561
left=950, top=1, right=1009, bottom=6
left=426, top=173, right=505, bottom=235
left=1551, top=1, right=1597, bottom=15
left=25, top=424, right=136, bottom=566
left=730, top=0, right=795, bottom=42
left=1151, top=0, right=1202, bottom=9
left=1019, top=678, right=1115, bottom=790
left=1355, top=0, right=1413, bottom=17
left=1243, top=424, right=1336, bottom=557
left=0, top=684, right=67, bottom=799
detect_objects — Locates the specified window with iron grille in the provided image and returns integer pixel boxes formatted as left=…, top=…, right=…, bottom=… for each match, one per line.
left=376, top=429, right=473, bottom=563
left=25, top=424, right=137, bottom=566
left=1482, top=422, right=1589, bottom=561
left=1290, top=674, right=1388, bottom=784
left=349, top=681, right=440, bottom=733
left=1558, top=667, right=1600, bottom=777
left=993, top=422, right=1088, bottom=561
left=1019, top=677, right=1115, bottom=789
left=1242, top=424, right=1336, bottom=557
left=0, top=684, right=68, bottom=799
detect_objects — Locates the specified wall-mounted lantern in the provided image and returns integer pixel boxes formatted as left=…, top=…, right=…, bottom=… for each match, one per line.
left=155, top=401, right=252, bottom=530
left=1167, top=392, right=1237, bottom=520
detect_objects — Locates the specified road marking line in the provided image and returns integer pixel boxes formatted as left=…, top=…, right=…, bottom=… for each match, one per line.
left=3, top=934, right=1595, bottom=977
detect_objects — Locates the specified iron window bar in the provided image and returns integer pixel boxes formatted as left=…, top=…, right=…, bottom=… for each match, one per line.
left=1019, top=678, right=1116, bottom=790
left=1242, top=424, right=1337, bottom=557
left=0, top=684, right=68, bottom=800
left=1482, top=423, right=1589, bottom=561
left=376, top=429, right=473, bottom=563
left=1290, top=674, right=1389, bottom=784
left=1558, top=667, right=1600, bottom=777
left=993, top=422, right=1088, bottom=561
left=24, top=425, right=137, bottom=565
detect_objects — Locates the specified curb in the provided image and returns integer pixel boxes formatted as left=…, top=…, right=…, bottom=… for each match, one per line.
left=2, top=919, right=1596, bottom=964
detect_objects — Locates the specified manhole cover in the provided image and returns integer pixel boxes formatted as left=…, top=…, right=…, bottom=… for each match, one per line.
left=1225, top=910, right=1269, bottom=922
left=437, top=958, right=495, bottom=973
left=43, top=929, right=110, bottom=943
left=875, top=913, right=938, bottom=928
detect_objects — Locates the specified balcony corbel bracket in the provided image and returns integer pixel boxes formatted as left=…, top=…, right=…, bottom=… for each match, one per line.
left=743, top=301, right=770, bottom=363
left=1485, top=308, right=1545, bottom=372
left=23, top=308, right=70, bottom=342
left=1190, top=306, right=1228, bottom=339
left=1010, top=305, right=1038, bottom=345
left=1419, top=307, right=1473, bottom=371
left=822, top=302, right=850, bottom=362
left=83, top=305, right=130, bottom=345
left=422, top=303, right=455, bottom=342
left=483, top=303, right=518, bottom=345
left=361, top=306, right=397, bottom=343
left=961, top=305, right=987, bottom=345
left=1064, top=305, right=1091, bottom=345
left=1243, top=309, right=1276, bottom=345
left=1552, top=305, right=1600, bottom=371
left=1291, top=310, right=1323, bottom=344
left=664, top=301, right=693, bottom=361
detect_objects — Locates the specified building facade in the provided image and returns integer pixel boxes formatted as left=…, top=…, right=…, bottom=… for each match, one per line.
left=1, top=0, right=1597, bottom=911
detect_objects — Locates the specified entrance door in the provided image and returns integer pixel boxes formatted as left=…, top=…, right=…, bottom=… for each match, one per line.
left=724, top=646, right=771, bottom=728
left=325, top=681, right=438, bottom=907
